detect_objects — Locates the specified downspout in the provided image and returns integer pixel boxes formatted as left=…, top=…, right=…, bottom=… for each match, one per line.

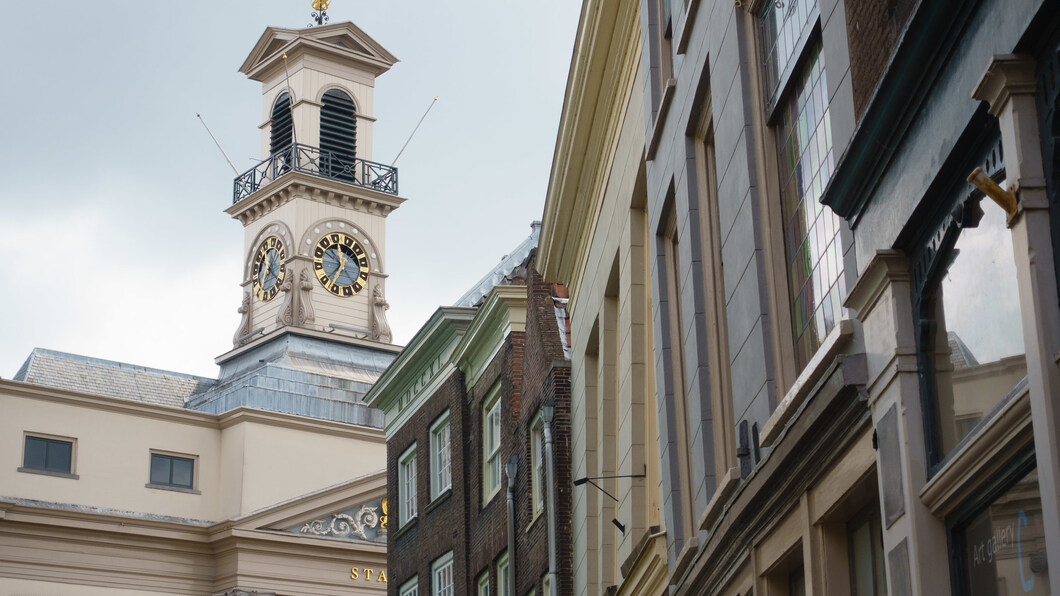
left=505, top=454, right=518, bottom=596
left=541, top=399, right=558, bottom=596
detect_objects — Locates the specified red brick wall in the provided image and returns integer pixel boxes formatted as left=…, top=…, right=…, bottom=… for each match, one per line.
left=387, top=371, right=468, bottom=594
left=843, top=0, right=916, bottom=119
left=386, top=258, right=573, bottom=595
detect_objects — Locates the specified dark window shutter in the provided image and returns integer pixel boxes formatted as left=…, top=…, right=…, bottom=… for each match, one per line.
left=320, top=89, right=358, bottom=182
left=270, top=92, right=294, bottom=156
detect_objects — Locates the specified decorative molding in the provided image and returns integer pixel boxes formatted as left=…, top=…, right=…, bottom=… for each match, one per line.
left=276, top=264, right=316, bottom=327
left=370, top=283, right=392, bottom=343
left=919, top=386, right=1034, bottom=517
left=538, top=0, right=641, bottom=294
left=234, top=290, right=253, bottom=347
left=760, top=320, right=858, bottom=447
left=289, top=498, right=387, bottom=542
left=646, top=78, right=676, bottom=160
left=226, top=172, right=405, bottom=226
left=453, top=285, right=528, bottom=390
left=843, top=250, right=911, bottom=318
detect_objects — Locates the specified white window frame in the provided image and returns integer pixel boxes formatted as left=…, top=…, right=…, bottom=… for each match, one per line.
left=530, top=413, right=545, bottom=519
left=496, top=551, right=510, bottom=596
left=432, top=551, right=454, bottom=596
left=477, top=570, right=490, bottom=596
left=430, top=410, right=452, bottom=499
left=400, top=577, right=419, bottom=596
left=399, top=445, right=418, bottom=526
left=542, top=572, right=550, bottom=596
left=483, top=384, right=503, bottom=505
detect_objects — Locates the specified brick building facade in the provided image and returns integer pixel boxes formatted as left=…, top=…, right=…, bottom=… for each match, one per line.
left=367, top=246, right=573, bottom=596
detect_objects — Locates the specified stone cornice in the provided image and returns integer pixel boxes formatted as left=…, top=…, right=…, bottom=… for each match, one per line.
left=215, top=325, right=401, bottom=366
left=225, top=171, right=406, bottom=226
left=240, top=22, right=398, bottom=81
left=225, top=470, right=386, bottom=532
left=843, top=250, right=911, bottom=318
left=919, top=386, right=1034, bottom=516
left=0, top=379, right=385, bottom=441
left=453, top=285, right=528, bottom=390
left=363, top=307, right=476, bottom=414
left=539, top=0, right=641, bottom=299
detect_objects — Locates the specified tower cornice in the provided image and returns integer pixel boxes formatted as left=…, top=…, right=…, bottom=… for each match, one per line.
left=226, top=171, right=406, bottom=226
left=240, top=22, right=398, bottom=82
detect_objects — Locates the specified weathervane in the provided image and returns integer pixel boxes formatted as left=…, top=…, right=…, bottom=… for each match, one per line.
left=310, top=0, right=330, bottom=26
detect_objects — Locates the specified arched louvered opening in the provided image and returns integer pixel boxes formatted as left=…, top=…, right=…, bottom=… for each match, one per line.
left=320, top=89, right=358, bottom=183
left=270, top=92, right=294, bottom=158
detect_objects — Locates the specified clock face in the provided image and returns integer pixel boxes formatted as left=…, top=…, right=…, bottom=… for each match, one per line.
left=313, top=232, right=370, bottom=297
left=251, top=236, right=287, bottom=301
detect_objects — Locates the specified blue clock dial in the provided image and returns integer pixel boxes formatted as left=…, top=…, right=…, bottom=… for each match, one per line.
left=313, top=232, right=370, bottom=297
left=251, top=236, right=287, bottom=301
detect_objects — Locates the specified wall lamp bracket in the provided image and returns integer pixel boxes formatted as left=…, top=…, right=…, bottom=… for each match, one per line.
left=968, top=167, right=1018, bottom=218
left=572, top=470, right=647, bottom=503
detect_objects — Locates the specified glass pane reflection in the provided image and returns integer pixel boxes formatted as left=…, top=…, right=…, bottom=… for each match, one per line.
left=931, top=201, right=1025, bottom=457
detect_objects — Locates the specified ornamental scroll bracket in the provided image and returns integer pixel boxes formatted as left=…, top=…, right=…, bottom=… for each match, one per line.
left=280, top=497, right=388, bottom=543
left=277, top=263, right=317, bottom=328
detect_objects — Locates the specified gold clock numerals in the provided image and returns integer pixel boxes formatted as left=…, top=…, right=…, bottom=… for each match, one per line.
left=251, top=235, right=287, bottom=301
left=312, top=231, right=370, bottom=297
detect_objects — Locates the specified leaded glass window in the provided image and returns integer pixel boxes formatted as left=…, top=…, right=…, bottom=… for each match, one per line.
left=775, top=40, right=843, bottom=369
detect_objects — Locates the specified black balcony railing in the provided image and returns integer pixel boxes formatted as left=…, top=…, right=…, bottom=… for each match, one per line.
left=233, top=143, right=398, bottom=204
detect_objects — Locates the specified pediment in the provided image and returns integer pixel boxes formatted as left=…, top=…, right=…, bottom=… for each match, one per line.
left=230, top=469, right=388, bottom=545
left=240, top=21, right=398, bottom=81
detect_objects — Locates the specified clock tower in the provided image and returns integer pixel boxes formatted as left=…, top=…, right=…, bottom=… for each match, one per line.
left=187, top=21, right=404, bottom=420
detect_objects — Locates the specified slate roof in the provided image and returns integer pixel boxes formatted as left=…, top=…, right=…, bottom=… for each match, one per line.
left=948, top=331, right=980, bottom=370
left=454, top=221, right=541, bottom=307
left=13, top=348, right=216, bottom=408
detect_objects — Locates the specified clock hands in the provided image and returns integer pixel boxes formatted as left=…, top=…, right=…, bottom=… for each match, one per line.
left=331, top=246, right=348, bottom=284
left=260, top=249, right=272, bottom=282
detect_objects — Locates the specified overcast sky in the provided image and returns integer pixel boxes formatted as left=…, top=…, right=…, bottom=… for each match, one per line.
left=0, top=2, right=581, bottom=378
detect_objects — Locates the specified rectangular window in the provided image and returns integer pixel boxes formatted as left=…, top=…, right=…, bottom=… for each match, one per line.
left=497, top=551, right=510, bottom=596
left=21, top=434, right=74, bottom=476
left=148, top=452, right=195, bottom=490
left=400, top=578, right=419, bottom=596
left=956, top=466, right=1051, bottom=595
left=483, top=384, right=502, bottom=503
left=659, top=205, right=696, bottom=539
left=477, top=571, right=490, bottom=596
left=773, top=40, right=843, bottom=371
left=431, top=412, right=452, bottom=499
left=400, top=446, right=418, bottom=525
left=788, top=566, right=806, bottom=596
left=531, top=414, right=545, bottom=518
left=847, top=504, right=887, bottom=596
left=398, top=576, right=419, bottom=593
left=759, top=0, right=820, bottom=106
left=432, top=552, right=454, bottom=596
left=542, top=572, right=550, bottom=596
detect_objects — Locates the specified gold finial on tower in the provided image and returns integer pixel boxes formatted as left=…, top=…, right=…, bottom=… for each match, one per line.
left=310, top=0, right=330, bottom=26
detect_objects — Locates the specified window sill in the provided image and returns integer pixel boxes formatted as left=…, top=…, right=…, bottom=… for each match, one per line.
left=145, top=483, right=200, bottom=495
left=646, top=78, right=677, bottom=161
left=426, top=488, right=452, bottom=514
left=525, top=508, right=544, bottom=533
left=674, top=0, right=702, bottom=54
left=18, top=467, right=78, bottom=480
left=481, top=485, right=501, bottom=509
left=760, top=318, right=855, bottom=447
left=393, top=516, right=417, bottom=541
left=920, top=383, right=1033, bottom=517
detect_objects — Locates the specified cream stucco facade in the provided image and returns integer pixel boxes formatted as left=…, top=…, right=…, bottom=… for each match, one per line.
left=1, top=17, right=406, bottom=596
left=540, top=1, right=667, bottom=594
left=0, top=378, right=389, bottom=595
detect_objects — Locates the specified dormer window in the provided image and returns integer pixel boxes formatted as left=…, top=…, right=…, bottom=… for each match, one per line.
left=320, top=89, right=358, bottom=182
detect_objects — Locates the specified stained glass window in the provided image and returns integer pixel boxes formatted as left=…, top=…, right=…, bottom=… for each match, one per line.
left=775, top=41, right=843, bottom=369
